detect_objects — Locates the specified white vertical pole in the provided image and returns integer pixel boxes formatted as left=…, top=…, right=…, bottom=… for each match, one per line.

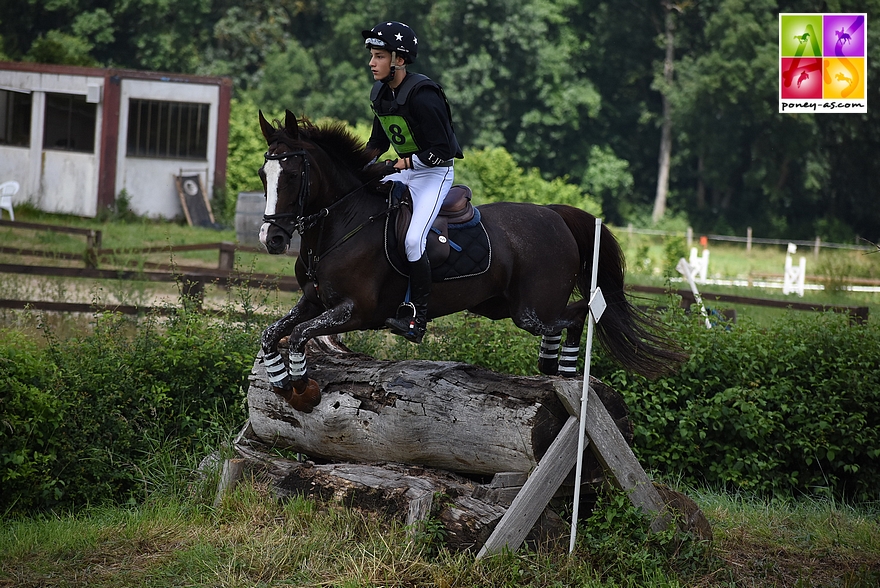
left=569, top=217, right=603, bottom=554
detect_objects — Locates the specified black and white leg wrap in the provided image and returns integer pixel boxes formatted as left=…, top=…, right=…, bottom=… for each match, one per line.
left=263, top=351, right=288, bottom=387
left=539, top=335, right=561, bottom=362
left=263, top=350, right=307, bottom=387
left=287, top=351, right=306, bottom=379
left=558, top=345, right=580, bottom=376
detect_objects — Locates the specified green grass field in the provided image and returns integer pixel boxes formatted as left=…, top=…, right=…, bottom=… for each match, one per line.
left=2, top=208, right=880, bottom=586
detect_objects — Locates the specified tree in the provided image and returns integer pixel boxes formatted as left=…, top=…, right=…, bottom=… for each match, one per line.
left=652, top=1, right=678, bottom=223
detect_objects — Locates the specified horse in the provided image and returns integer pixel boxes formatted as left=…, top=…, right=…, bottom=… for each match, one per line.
left=257, top=110, right=687, bottom=412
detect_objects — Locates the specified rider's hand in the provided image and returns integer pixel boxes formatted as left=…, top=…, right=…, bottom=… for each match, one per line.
left=364, top=159, right=400, bottom=178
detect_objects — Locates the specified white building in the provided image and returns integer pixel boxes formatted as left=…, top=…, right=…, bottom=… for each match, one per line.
left=0, top=61, right=231, bottom=219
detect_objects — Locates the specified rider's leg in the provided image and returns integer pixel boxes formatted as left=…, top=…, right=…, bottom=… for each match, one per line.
left=385, top=164, right=453, bottom=342
left=386, top=252, right=431, bottom=343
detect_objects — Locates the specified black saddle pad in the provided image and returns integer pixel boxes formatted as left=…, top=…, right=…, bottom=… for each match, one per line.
left=384, top=204, right=492, bottom=282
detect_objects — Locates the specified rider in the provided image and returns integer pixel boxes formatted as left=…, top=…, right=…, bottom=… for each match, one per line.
left=362, top=20, right=463, bottom=344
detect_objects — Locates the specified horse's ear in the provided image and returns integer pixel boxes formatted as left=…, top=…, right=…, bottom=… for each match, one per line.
left=258, top=110, right=275, bottom=145
left=284, top=109, right=300, bottom=139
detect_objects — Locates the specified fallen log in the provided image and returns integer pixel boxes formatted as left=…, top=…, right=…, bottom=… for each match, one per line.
left=236, top=341, right=711, bottom=552
left=232, top=436, right=566, bottom=552
left=246, top=344, right=632, bottom=478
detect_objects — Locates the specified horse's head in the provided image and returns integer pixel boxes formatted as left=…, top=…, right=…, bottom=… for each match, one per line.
left=257, top=110, right=383, bottom=255
left=257, top=109, right=315, bottom=254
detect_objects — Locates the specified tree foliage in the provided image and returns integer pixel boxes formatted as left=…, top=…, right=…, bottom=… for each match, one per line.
left=1, top=0, right=878, bottom=240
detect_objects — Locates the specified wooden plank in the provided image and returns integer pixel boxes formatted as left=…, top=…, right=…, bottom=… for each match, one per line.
left=95, top=242, right=231, bottom=255
left=0, top=247, right=84, bottom=261
left=0, top=299, right=159, bottom=314
left=476, top=415, right=582, bottom=559
left=630, top=284, right=868, bottom=323
left=406, top=490, right=434, bottom=534
left=214, top=458, right=246, bottom=507
left=0, top=263, right=300, bottom=291
left=176, top=174, right=215, bottom=227
left=0, top=219, right=98, bottom=236
left=555, top=380, right=670, bottom=533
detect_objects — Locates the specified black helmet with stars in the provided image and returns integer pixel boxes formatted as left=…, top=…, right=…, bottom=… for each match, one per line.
left=362, top=21, right=418, bottom=63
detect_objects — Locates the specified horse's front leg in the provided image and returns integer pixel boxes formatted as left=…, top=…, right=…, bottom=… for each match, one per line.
left=269, top=299, right=357, bottom=413
left=260, top=283, right=323, bottom=396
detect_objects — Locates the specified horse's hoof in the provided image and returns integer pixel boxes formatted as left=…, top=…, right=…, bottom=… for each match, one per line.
left=537, top=359, right=559, bottom=376
left=273, top=378, right=321, bottom=413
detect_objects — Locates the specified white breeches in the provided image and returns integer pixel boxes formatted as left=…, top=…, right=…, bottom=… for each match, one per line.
left=393, top=160, right=454, bottom=262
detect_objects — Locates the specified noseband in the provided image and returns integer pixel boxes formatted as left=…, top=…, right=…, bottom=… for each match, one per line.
left=262, top=149, right=310, bottom=238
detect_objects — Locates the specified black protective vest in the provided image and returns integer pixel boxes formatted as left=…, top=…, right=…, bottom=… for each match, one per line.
left=370, top=74, right=462, bottom=159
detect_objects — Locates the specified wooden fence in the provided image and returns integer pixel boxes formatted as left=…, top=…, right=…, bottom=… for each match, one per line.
left=0, top=219, right=298, bottom=315
left=0, top=219, right=871, bottom=323
left=630, top=285, right=869, bottom=325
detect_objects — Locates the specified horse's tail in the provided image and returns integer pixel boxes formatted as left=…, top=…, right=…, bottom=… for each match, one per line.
left=546, top=204, right=688, bottom=378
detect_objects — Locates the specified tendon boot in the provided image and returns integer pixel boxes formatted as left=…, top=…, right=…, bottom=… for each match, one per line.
left=385, top=253, right=431, bottom=343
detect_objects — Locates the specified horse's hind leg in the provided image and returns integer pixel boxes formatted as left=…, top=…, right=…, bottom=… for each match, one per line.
left=538, top=334, right=562, bottom=375
left=557, top=299, right=588, bottom=378
left=530, top=299, right=588, bottom=377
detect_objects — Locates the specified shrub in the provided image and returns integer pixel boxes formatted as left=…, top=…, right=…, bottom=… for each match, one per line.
left=594, top=310, right=880, bottom=501
left=0, top=309, right=260, bottom=513
left=347, top=306, right=880, bottom=500
left=0, top=331, right=67, bottom=511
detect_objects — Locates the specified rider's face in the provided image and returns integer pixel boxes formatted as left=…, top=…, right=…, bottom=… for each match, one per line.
left=369, top=49, right=397, bottom=81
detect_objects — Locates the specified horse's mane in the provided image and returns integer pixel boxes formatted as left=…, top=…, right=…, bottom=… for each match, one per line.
left=270, top=116, right=375, bottom=177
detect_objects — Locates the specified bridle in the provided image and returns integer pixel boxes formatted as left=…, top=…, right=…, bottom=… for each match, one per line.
left=261, top=146, right=402, bottom=281
left=262, top=149, right=309, bottom=239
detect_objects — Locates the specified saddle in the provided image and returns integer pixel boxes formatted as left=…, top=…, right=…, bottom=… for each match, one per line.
left=393, top=183, right=476, bottom=268
left=384, top=182, right=491, bottom=281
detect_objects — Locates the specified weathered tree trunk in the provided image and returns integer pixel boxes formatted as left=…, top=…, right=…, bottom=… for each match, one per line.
left=232, top=439, right=567, bottom=552
left=247, top=345, right=632, bottom=478
left=652, top=1, right=676, bottom=224
left=235, top=340, right=711, bottom=552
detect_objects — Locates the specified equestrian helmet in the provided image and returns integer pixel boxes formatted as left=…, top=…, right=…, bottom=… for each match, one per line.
left=362, top=21, right=418, bottom=63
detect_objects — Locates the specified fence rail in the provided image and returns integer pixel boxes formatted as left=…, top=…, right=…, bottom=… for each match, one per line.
left=0, top=219, right=872, bottom=322
left=630, top=285, right=869, bottom=324
left=620, top=224, right=875, bottom=254
left=0, top=229, right=299, bottom=315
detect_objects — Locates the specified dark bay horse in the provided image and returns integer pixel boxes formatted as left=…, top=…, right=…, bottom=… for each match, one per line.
left=257, top=110, right=686, bottom=412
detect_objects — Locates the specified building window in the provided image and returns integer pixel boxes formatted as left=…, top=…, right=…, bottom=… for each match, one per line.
left=127, top=99, right=209, bottom=160
left=42, top=93, right=97, bottom=153
left=0, top=89, right=32, bottom=147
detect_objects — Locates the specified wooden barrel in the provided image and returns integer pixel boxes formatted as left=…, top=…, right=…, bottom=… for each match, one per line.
left=235, top=192, right=299, bottom=253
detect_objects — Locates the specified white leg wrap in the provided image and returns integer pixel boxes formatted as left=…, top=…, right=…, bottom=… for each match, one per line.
left=263, top=351, right=288, bottom=385
left=558, top=345, right=580, bottom=374
left=287, top=352, right=307, bottom=379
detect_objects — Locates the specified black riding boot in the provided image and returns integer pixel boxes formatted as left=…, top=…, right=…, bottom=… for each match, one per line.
left=385, top=253, right=431, bottom=343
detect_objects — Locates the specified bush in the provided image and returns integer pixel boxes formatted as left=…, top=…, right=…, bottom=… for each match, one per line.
left=4, top=295, right=878, bottom=511
left=0, top=331, right=67, bottom=511
left=0, top=309, right=260, bottom=513
left=594, top=310, right=880, bottom=501
left=347, top=306, right=880, bottom=501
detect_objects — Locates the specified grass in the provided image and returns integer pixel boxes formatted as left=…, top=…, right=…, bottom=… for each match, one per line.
left=2, top=210, right=880, bottom=586
left=1, top=474, right=878, bottom=587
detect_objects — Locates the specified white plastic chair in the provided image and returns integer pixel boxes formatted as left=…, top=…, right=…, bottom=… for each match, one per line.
left=0, top=180, right=19, bottom=221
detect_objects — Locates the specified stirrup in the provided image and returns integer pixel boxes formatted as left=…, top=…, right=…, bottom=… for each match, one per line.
left=385, top=319, right=425, bottom=343
left=395, top=301, right=417, bottom=321
left=385, top=303, right=425, bottom=343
